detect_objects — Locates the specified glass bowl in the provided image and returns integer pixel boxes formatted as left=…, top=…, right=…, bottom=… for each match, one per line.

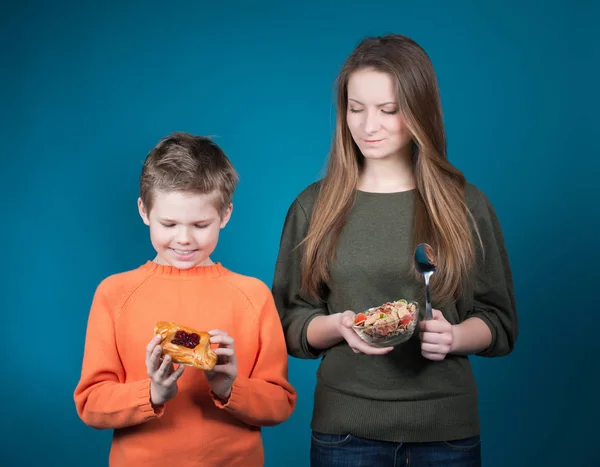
left=352, top=300, right=419, bottom=348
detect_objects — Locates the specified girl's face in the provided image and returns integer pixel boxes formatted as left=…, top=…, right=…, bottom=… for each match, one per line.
left=346, top=68, right=413, bottom=162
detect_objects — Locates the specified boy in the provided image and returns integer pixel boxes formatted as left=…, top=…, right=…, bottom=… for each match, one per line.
left=74, top=133, right=297, bottom=466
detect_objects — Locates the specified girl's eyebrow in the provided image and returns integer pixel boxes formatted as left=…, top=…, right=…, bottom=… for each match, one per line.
left=348, top=98, right=397, bottom=106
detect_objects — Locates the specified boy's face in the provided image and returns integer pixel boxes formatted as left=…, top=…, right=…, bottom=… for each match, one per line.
left=138, top=190, right=232, bottom=269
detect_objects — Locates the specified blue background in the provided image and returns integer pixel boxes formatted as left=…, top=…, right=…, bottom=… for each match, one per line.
left=2, top=1, right=598, bottom=465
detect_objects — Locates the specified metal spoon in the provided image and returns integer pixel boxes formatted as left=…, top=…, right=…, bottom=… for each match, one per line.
left=414, top=243, right=437, bottom=320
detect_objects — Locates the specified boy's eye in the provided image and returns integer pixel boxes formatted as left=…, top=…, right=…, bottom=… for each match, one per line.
left=160, top=223, right=175, bottom=228
left=194, top=224, right=209, bottom=229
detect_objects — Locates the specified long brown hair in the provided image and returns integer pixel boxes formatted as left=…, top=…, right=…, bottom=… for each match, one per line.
left=300, top=34, right=480, bottom=304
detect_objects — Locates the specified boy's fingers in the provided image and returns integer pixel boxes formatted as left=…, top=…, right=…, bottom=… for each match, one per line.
left=146, top=335, right=162, bottom=355
left=147, top=345, right=162, bottom=370
left=157, top=355, right=172, bottom=377
left=167, top=364, right=185, bottom=383
left=211, top=364, right=235, bottom=375
left=214, top=348, right=235, bottom=357
left=210, top=335, right=235, bottom=346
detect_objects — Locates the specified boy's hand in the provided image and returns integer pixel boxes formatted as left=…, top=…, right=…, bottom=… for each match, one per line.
left=205, top=330, right=238, bottom=401
left=146, top=334, right=185, bottom=406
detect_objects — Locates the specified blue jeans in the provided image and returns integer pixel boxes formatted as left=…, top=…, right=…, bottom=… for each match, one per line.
left=311, top=431, right=481, bottom=467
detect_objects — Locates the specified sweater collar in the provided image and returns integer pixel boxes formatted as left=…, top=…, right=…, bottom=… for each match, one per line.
left=140, top=261, right=227, bottom=278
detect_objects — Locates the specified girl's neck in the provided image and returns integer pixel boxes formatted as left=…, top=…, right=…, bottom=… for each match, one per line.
left=357, top=151, right=415, bottom=193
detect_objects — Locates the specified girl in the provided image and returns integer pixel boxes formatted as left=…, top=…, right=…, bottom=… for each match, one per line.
left=272, top=34, right=517, bottom=467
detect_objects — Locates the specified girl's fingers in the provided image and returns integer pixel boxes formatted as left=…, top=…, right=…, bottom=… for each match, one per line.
left=341, top=311, right=356, bottom=328
left=344, top=329, right=393, bottom=355
left=360, top=345, right=394, bottom=355
left=420, top=331, right=452, bottom=345
left=422, top=351, right=445, bottom=361
left=419, top=320, right=450, bottom=333
left=420, top=342, right=448, bottom=354
left=351, top=339, right=393, bottom=355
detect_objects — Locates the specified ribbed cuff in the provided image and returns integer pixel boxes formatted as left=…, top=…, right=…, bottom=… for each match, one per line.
left=210, top=377, right=247, bottom=413
left=138, top=378, right=165, bottom=418
left=300, top=312, right=327, bottom=359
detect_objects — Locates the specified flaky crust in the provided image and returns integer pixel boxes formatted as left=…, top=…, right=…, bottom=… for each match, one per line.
left=154, top=321, right=217, bottom=371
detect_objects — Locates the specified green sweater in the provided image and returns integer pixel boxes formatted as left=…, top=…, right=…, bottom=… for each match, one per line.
left=272, top=182, right=517, bottom=443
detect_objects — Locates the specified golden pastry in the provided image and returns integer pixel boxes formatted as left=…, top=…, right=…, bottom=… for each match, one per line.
left=154, top=321, right=217, bottom=371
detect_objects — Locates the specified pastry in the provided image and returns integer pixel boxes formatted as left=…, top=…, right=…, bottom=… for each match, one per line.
left=154, top=321, right=217, bottom=371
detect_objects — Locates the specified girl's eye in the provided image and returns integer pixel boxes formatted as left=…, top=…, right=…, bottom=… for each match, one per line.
left=382, top=109, right=399, bottom=115
left=349, top=108, right=363, bottom=113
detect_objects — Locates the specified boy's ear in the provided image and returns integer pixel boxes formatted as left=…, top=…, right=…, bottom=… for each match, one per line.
left=220, top=203, right=233, bottom=228
left=138, top=198, right=150, bottom=226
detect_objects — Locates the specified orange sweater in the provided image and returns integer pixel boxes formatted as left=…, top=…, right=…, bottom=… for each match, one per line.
left=74, top=261, right=296, bottom=467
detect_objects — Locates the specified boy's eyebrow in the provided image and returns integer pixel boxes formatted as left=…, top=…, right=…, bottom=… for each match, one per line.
left=158, top=217, right=213, bottom=224
left=348, top=98, right=397, bottom=106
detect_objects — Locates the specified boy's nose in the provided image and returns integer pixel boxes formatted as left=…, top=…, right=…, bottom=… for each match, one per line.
left=175, top=229, right=192, bottom=245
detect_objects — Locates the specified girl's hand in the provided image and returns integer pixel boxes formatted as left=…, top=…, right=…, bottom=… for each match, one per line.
left=419, top=309, right=454, bottom=361
left=338, top=311, right=393, bottom=355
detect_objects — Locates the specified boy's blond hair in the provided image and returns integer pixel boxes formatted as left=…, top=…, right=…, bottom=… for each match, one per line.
left=140, top=132, right=238, bottom=215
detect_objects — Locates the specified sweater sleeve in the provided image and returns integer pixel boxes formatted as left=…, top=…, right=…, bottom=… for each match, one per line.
left=465, top=190, right=518, bottom=357
left=211, top=287, right=297, bottom=427
left=73, top=281, right=162, bottom=429
left=272, top=199, right=329, bottom=359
